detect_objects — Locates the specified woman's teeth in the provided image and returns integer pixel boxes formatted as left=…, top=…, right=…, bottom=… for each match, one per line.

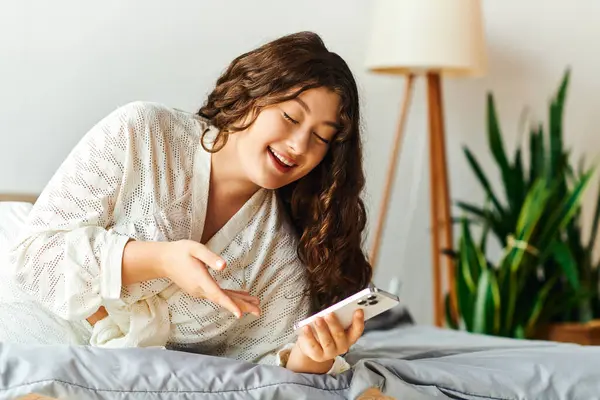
left=269, top=147, right=296, bottom=167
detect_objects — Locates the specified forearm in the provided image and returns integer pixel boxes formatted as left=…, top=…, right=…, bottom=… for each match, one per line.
left=285, top=344, right=334, bottom=374
left=87, top=240, right=167, bottom=326
left=121, top=240, right=167, bottom=285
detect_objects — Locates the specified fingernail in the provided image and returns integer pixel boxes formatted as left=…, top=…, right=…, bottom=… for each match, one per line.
left=217, top=260, right=225, bottom=269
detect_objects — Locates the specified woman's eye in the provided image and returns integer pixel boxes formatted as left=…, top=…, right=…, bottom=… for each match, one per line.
left=282, top=112, right=299, bottom=124
left=282, top=111, right=329, bottom=144
left=313, top=133, right=330, bottom=144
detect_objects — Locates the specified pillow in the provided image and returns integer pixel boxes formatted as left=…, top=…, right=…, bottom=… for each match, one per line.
left=0, top=201, right=33, bottom=255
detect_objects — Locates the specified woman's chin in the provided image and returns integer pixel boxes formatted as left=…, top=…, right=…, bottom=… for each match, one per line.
left=253, top=178, right=286, bottom=190
left=249, top=171, right=290, bottom=190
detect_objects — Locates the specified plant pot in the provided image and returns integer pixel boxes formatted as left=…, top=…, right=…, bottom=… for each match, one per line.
left=535, top=319, right=600, bottom=345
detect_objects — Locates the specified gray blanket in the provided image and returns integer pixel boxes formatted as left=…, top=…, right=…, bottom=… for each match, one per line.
left=1, top=325, right=598, bottom=399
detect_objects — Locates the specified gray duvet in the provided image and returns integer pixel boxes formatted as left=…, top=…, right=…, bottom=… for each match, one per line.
left=1, top=325, right=598, bottom=399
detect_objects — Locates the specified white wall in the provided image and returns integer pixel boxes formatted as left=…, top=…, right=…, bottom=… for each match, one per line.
left=1, top=1, right=599, bottom=325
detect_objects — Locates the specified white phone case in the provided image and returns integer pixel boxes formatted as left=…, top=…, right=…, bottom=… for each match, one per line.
left=293, top=285, right=400, bottom=331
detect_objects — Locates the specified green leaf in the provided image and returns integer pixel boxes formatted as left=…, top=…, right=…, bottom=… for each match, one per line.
left=463, top=147, right=505, bottom=215
left=566, top=219, right=586, bottom=274
left=529, top=124, right=546, bottom=187
left=579, top=296, right=593, bottom=323
left=456, top=201, right=487, bottom=220
left=460, top=219, right=480, bottom=290
left=587, top=171, right=600, bottom=253
left=513, top=272, right=545, bottom=334
left=480, top=215, right=492, bottom=254
left=507, top=180, right=552, bottom=276
left=557, top=68, right=570, bottom=109
left=456, top=219, right=478, bottom=331
left=525, top=274, right=559, bottom=337
left=486, top=93, right=511, bottom=181
left=490, top=271, right=502, bottom=333
left=457, top=262, right=474, bottom=331
left=551, top=240, right=580, bottom=290
left=528, top=127, right=538, bottom=186
left=487, top=93, right=523, bottom=216
left=577, top=156, right=587, bottom=181
left=548, top=69, right=570, bottom=179
left=495, top=249, right=517, bottom=336
left=514, top=325, right=526, bottom=339
left=539, top=168, right=594, bottom=247
left=515, top=179, right=549, bottom=234
left=473, top=269, right=492, bottom=333
left=513, top=148, right=526, bottom=208
left=473, top=269, right=501, bottom=334
left=504, top=269, right=520, bottom=335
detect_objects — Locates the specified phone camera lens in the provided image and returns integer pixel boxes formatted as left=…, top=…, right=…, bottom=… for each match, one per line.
left=368, top=300, right=379, bottom=306
left=357, top=300, right=367, bottom=306
left=367, top=295, right=377, bottom=300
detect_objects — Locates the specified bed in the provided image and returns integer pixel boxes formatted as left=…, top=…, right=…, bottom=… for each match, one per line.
left=1, top=196, right=600, bottom=400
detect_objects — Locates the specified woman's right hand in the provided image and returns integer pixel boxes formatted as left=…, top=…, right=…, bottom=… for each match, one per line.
left=154, top=240, right=261, bottom=319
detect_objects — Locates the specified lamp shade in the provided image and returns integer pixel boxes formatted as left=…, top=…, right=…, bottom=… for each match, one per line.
left=365, top=0, right=487, bottom=77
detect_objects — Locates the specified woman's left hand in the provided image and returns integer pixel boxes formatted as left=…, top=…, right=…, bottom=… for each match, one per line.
left=286, top=309, right=364, bottom=373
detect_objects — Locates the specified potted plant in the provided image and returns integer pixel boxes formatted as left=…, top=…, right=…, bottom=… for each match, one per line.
left=446, top=175, right=592, bottom=338
left=446, top=69, right=600, bottom=343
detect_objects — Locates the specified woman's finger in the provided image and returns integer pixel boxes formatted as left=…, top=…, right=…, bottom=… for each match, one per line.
left=313, top=317, right=337, bottom=357
left=189, top=241, right=227, bottom=271
left=193, top=261, right=242, bottom=318
left=224, top=290, right=260, bottom=305
left=346, top=309, right=365, bottom=345
left=324, top=313, right=349, bottom=353
left=299, top=326, right=324, bottom=361
left=229, top=293, right=261, bottom=317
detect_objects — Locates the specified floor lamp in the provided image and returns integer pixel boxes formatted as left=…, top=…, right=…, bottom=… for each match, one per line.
left=365, top=0, right=487, bottom=327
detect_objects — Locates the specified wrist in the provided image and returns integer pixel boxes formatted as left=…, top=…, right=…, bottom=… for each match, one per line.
left=122, top=240, right=168, bottom=285
left=151, top=241, right=170, bottom=278
left=285, top=343, right=335, bottom=374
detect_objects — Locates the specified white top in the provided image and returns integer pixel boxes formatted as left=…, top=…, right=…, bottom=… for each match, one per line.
left=5, top=102, right=349, bottom=373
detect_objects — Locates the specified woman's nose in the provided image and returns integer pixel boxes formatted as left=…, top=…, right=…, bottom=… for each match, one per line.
left=286, top=128, right=311, bottom=155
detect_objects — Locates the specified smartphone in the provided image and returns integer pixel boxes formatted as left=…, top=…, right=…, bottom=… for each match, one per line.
left=293, top=284, right=400, bottom=331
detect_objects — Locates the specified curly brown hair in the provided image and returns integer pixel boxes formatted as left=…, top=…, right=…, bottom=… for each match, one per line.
left=198, top=31, right=372, bottom=312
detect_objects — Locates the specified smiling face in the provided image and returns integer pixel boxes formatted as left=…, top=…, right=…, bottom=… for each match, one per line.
left=230, top=87, right=342, bottom=190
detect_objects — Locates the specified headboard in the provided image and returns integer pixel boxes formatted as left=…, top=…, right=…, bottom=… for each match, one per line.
left=0, top=193, right=39, bottom=204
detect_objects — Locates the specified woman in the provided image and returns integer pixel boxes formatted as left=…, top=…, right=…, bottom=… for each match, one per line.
left=4, top=31, right=372, bottom=375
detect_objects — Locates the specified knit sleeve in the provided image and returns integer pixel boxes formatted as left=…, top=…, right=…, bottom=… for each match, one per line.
left=8, top=103, right=146, bottom=321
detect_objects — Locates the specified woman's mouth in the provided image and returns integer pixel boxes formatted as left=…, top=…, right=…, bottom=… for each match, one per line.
left=268, top=146, right=297, bottom=173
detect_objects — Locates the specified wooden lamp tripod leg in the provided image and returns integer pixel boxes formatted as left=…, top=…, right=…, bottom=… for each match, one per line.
left=369, top=74, right=415, bottom=268
left=427, top=72, right=456, bottom=327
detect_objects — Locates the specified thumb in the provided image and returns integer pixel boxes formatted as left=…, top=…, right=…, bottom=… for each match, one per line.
left=188, top=241, right=226, bottom=271
left=347, top=309, right=365, bottom=345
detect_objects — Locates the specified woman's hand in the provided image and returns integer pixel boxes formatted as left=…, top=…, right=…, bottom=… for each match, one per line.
left=285, top=309, right=365, bottom=374
left=156, top=240, right=261, bottom=319
left=88, top=239, right=261, bottom=326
